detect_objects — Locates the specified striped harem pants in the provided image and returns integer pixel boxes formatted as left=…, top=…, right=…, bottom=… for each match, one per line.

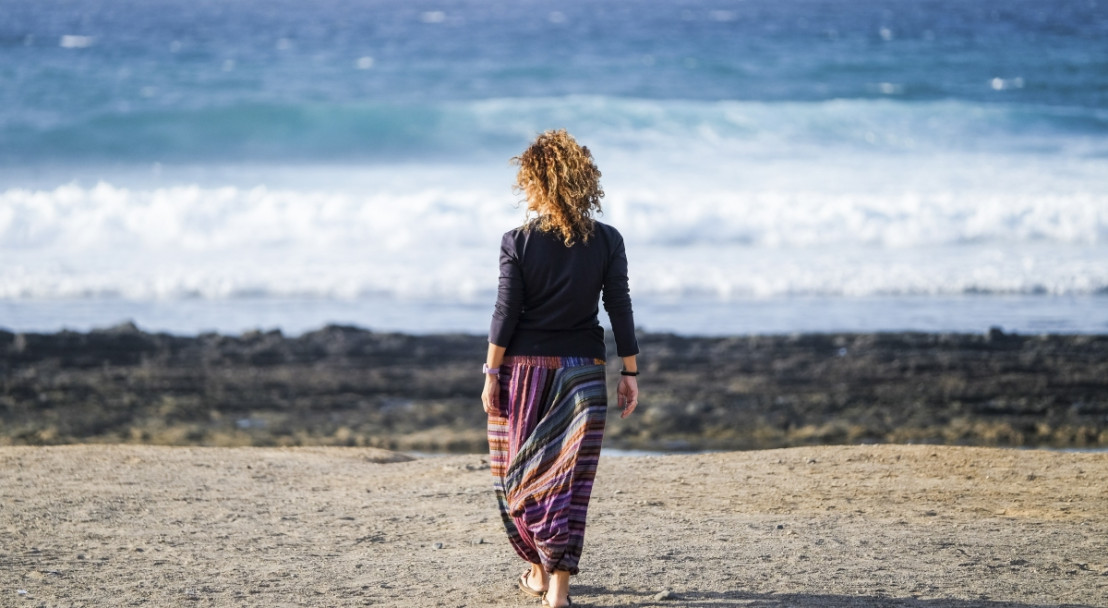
left=487, top=355, right=607, bottom=575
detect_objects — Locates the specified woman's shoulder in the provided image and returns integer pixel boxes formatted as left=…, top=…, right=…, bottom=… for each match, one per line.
left=502, top=223, right=538, bottom=246
left=592, top=221, right=625, bottom=247
left=593, top=221, right=621, bottom=236
left=502, top=221, right=622, bottom=250
left=500, top=223, right=552, bottom=257
left=501, top=223, right=533, bottom=244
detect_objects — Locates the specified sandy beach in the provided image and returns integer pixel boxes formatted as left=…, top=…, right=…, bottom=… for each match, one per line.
left=7, top=2, right=1107, bottom=606
left=2, top=445, right=1105, bottom=607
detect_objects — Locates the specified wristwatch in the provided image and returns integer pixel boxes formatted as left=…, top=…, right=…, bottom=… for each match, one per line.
left=482, top=363, right=499, bottom=377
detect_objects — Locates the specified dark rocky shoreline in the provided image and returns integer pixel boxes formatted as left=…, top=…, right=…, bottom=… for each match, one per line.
left=2, top=323, right=1106, bottom=452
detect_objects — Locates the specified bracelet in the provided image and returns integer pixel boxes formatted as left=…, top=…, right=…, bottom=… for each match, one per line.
left=482, top=363, right=500, bottom=377
left=620, top=369, right=639, bottom=377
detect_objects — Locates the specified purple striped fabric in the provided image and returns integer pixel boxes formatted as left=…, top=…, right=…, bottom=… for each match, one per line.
left=488, top=355, right=607, bottom=575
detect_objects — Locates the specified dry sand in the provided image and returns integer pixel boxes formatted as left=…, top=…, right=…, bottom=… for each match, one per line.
left=2, top=445, right=1106, bottom=607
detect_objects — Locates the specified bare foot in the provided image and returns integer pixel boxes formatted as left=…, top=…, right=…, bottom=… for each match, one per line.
left=542, top=570, right=571, bottom=607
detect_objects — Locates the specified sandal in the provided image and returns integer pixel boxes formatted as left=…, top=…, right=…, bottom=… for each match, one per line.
left=518, top=570, right=545, bottom=598
left=541, top=592, right=572, bottom=608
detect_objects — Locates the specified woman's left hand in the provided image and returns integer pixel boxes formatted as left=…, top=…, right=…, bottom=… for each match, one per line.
left=481, top=373, right=499, bottom=415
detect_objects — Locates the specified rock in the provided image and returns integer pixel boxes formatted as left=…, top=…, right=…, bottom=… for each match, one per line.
left=2, top=327, right=1106, bottom=451
left=653, top=589, right=675, bottom=601
left=433, top=542, right=444, bottom=550
left=97, top=320, right=141, bottom=334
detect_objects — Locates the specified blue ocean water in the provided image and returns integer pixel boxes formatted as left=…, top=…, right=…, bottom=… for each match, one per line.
left=1, top=0, right=1107, bottom=336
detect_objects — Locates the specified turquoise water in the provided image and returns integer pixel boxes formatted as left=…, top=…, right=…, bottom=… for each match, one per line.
left=2, top=0, right=1106, bottom=335
left=3, top=294, right=1107, bottom=336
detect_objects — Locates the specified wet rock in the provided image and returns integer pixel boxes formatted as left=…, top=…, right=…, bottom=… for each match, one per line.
left=1, top=326, right=1105, bottom=451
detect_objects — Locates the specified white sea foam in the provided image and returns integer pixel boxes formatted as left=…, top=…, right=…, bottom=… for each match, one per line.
left=2, top=180, right=1105, bottom=302
left=59, top=35, right=94, bottom=49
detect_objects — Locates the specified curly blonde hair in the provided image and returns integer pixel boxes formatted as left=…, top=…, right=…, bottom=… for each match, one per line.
left=512, top=129, right=604, bottom=246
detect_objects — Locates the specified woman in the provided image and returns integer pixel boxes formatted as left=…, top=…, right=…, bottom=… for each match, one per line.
left=482, top=129, right=640, bottom=608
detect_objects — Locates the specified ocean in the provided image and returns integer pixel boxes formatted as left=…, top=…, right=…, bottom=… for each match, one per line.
left=2, top=0, right=1106, bottom=336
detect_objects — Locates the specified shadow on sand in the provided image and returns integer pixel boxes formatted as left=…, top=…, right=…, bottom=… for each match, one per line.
left=569, top=586, right=1098, bottom=608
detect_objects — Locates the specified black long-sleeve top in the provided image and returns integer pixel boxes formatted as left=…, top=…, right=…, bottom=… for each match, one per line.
left=489, top=221, right=639, bottom=361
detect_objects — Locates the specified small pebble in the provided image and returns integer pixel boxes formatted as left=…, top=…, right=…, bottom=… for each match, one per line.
left=433, top=542, right=444, bottom=550
left=654, top=589, right=674, bottom=601
left=17, top=589, right=28, bottom=596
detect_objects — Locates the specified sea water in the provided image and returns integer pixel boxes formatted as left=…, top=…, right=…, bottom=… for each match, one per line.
left=2, top=0, right=1106, bottom=336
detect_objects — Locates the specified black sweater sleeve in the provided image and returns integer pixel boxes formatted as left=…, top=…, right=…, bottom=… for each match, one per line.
left=488, top=231, right=523, bottom=347
left=602, top=230, right=639, bottom=357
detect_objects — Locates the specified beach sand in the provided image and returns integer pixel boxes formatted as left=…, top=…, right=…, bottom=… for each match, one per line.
left=2, top=445, right=1105, bottom=607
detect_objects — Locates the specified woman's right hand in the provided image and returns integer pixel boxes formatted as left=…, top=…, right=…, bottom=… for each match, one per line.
left=617, top=375, right=638, bottom=419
